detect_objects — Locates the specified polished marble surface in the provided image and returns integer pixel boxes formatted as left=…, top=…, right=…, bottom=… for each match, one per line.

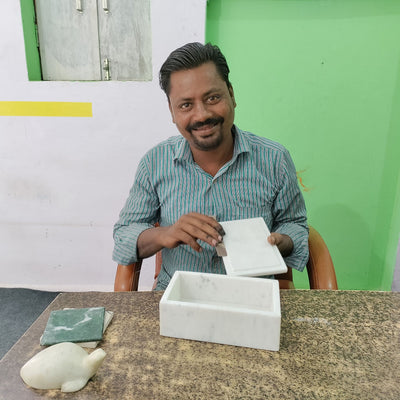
left=0, top=290, right=399, bottom=399
left=220, top=217, right=287, bottom=276
left=160, top=271, right=281, bottom=350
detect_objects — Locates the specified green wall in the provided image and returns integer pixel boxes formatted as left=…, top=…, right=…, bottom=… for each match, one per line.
left=207, top=0, right=400, bottom=290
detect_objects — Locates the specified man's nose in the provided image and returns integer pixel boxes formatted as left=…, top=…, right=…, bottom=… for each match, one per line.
left=192, top=102, right=211, bottom=121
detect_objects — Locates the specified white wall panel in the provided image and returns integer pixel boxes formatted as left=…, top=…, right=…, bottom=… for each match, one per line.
left=0, top=0, right=207, bottom=291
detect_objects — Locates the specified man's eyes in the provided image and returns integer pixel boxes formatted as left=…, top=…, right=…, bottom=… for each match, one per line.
left=207, top=95, right=220, bottom=103
left=179, top=102, right=191, bottom=110
left=178, top=95, right=221, bottom=110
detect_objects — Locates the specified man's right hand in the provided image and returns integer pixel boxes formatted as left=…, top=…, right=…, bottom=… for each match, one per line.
left=137, top=213, right=225, bottom=258
left=162, top=213, right=225, bottom=252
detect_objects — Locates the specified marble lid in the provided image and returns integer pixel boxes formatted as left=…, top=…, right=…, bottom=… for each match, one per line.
left=220, top=217, right=288, bottom=276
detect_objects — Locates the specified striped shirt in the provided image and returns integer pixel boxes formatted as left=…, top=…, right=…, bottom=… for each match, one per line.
left=113, top=126, right=309, bottom=290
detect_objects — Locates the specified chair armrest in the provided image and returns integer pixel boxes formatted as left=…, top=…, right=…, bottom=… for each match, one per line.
left=114, top=261, right=143, bottom=292
left=307, top=227, right=338, bottom=290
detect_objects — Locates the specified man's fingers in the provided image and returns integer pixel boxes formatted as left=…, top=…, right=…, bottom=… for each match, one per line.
left=188, top=213, right=225, bottom=237
left=163, top=213, right=225, bottom=251
left=181, top=224, right=222, bottom=248
left=178, top=231, right=203, bottom=252
left=177, top=213, right=224, bottom=246
left=268, top=233, right=294, bottom=257
left=267, top=233, right=279, bottom=245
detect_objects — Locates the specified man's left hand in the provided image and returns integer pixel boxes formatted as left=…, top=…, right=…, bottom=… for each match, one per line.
left=268, top=233, right=294, bottom=257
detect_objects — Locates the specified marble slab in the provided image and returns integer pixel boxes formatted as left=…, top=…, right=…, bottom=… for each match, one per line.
left=220, top=217, right=287, bottom=276
left=159, top=271, right=281, bottom=351
left=40, top=307, right=105, bottom=346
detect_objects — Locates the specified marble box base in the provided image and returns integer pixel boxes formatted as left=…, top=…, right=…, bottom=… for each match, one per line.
left=159, top=271, right=281, bottom=351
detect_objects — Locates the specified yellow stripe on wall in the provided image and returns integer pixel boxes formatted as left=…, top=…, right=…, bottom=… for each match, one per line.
left=0, top=101, right=92, bottom=117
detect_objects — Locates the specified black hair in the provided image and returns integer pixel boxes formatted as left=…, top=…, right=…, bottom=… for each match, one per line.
left=159, top=42, right=231, bottom=97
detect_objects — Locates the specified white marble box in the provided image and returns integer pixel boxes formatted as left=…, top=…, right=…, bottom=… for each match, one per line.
left=159, top=271, right=281, bottom=351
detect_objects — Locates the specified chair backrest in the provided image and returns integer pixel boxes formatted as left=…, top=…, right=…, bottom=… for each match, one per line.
left=114, top=225, right=338, bottom=291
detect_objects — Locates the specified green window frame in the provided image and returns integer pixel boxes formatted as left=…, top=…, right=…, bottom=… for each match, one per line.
left=20, top=0, right=42, bottom=81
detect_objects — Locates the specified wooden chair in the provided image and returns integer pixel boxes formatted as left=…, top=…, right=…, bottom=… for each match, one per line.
left=114, top=226, right=338, bottom=291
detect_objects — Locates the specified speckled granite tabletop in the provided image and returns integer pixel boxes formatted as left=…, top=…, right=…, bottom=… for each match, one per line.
left=0, top=290, right=399, bottom=400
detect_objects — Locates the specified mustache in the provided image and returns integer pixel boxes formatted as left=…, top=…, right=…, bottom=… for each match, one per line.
left=186, top=117, right=224, bottom=133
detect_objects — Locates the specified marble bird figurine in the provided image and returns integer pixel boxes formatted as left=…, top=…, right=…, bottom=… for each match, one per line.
left=20, top=342, right=106, bottom=392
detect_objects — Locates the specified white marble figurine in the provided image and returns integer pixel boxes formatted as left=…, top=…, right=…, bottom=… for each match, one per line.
left=20, top=342, right=106, bottom=392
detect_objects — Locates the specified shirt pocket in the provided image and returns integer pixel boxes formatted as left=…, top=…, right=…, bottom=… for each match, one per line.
left=228, top=175, right=277, bottom=229
left=231, top=205, right=274, bottom=230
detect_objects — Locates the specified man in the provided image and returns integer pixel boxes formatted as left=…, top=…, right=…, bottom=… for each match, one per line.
left=113, top=42, right=308, bottom=290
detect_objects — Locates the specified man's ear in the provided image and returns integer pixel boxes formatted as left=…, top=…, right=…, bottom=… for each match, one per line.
left=228, top=85, right=237, bottom=108
left=168, top=100, right=176, bottom=123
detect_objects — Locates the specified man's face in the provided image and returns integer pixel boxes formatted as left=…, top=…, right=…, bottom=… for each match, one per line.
left=168, top=62, right=236, bottom=152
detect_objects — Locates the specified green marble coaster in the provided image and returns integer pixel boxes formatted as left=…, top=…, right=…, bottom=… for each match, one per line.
left=40, top=307, right=105, bottom=346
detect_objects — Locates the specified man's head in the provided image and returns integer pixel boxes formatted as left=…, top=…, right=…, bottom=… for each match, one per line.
left=159, top=42, right=232, bottom=99
left=160, top=43, right=236, bottom=154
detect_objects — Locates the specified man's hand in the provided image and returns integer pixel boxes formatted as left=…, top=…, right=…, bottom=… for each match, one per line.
left=137, top=213, right=225, bottom=258
left=162, top=213, right=225, bottom=252
left=267, top=233, right=294, bottom=257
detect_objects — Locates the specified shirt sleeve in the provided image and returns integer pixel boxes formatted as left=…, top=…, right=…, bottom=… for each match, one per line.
left=271, top=148, right=309, bottom=272
left=112, top=156, right=160, bottom=265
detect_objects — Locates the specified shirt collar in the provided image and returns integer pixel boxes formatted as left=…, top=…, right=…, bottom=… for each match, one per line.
left=232, top=125, right=251, bottom=158
left=173, top=137, right=193, bottom=162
